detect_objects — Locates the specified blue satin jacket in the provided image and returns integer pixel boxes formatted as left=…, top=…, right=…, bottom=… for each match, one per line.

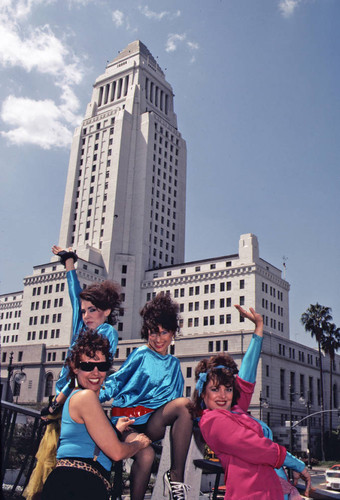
left=100, top=345, right=184, bottom=424
left=55, top=270, right=118, bottom=396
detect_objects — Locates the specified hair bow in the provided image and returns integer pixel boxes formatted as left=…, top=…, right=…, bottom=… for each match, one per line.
left=195, top=365, right=228, bottom=396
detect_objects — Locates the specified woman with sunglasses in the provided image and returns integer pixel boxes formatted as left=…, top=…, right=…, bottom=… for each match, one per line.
left=100, top=292, right=193, bottom=500
left=45, top=246, right=120, bottom=412
left=190, top=306, right=311, bottom=500
left=41, top=330, right=151, bottom=500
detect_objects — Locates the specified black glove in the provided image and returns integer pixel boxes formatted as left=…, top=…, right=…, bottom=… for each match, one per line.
left=57, top=250, right=78, bottom=267
left=40, top=395, right=63, bottom=417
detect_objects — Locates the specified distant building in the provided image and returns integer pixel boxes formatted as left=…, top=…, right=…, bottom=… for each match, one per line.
left=1, top=42, right=339, bottom=455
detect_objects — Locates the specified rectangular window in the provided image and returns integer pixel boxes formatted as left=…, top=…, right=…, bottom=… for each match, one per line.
left=280, top=369, right=285, bottom=400
left=240, top=279, right=245, bottom=289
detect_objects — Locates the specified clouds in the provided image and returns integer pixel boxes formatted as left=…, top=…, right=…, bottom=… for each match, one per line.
left=139, top=5, right=181, bottom=21
left=0, top=0, right=84, bottom=149
left=1, top=95, right=74, bottom=149
left=278, top=0, right=302, bottom=18
left=166, top=33, right=199, bottom=63
left=112, top=9, right=124, bottom=27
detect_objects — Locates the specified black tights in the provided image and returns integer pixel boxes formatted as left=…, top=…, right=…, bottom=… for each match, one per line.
left=125, top=397, right=193, bottom=500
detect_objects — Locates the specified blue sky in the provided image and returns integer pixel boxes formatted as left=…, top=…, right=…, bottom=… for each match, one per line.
left=0, top=0, right=339, bottom=345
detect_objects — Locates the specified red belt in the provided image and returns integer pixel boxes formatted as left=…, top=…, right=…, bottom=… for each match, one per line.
left=111, top=405, right=154, bottom=419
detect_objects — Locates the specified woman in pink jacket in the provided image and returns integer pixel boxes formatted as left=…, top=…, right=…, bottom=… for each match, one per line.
left=191, top=307, right=311, bottom=500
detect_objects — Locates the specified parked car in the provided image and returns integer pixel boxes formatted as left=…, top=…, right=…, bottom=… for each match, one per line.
left=325, top=464, right=340, bottom=491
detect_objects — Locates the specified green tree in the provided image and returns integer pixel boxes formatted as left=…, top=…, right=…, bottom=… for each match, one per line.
left=322, top=322, right=340, bottom=433
left=301, top=303, right=332, bottom=461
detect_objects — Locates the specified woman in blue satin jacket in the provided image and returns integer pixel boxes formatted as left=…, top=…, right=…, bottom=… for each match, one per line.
left=100, top=292, right=193, bottom=500
left=51, top=245, right=120, bottom=398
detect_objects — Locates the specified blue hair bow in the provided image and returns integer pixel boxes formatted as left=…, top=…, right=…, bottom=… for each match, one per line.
left=195, top=365, right=228, bottom=396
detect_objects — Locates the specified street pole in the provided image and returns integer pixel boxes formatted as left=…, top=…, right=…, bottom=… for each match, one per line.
left=289, top=385, right=293, bottom=454
left=5, top=351, right=14, bottom=401
left=306, top=392, right=311, bottom=469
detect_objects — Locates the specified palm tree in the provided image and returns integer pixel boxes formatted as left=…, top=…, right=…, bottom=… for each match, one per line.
left=322, top=323, right=340, bottom=432
left=301, top=303, right=332, bottom=461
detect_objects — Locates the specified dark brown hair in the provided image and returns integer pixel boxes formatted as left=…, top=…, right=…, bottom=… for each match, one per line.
left=79, top=280, right=121, bottom=325
left=188, top=354, right=240, bottom=419
left=65, top=330, right=113, bottom=384
left=140, top=292, right=180, bottom=340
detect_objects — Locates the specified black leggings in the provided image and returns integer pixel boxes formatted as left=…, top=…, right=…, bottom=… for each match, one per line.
left=125, top=397, right=193, bottom=500
left=41, top=467, right=109, bottom=500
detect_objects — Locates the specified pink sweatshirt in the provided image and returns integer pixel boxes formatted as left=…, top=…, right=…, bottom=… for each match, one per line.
left=200, top=378, right=287, bottom=500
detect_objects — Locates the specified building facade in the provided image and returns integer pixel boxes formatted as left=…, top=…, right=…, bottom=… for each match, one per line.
left=1, top=41, right=339, bottom=454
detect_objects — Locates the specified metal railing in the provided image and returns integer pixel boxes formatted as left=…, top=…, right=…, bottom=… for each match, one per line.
left=1, top=400, right=45, bottom=498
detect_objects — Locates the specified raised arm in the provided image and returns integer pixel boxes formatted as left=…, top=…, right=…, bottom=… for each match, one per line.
left=234, top=305, right=263, bottom=337
left=52, top=245, right=76, bottom=272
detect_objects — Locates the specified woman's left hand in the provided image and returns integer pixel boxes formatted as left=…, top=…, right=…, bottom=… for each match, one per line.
left=292, top=467, right=311, bottom=498
left=116, top=417, right=136, bottom=433
left=234, top=305, right=263, bottom=336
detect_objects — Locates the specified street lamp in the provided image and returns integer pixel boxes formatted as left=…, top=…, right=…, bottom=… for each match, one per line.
left=299, top=392, right=312, bottom=469
left=259, top=391, right=269, bottom=421
left=5, top=351, right=26, bottom=402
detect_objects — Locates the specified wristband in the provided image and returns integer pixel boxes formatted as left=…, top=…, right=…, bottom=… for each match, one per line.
left=57, top=250, right=78, bottom=267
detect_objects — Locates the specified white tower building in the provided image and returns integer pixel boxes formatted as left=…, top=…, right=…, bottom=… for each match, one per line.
left=58, top=40, right=187, bottom=338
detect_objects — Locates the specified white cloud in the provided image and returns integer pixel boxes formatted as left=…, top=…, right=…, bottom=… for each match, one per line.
left=0, top=1, right=85, bottom=149
left=278, top=0, right=301, bottom=18
left=1, top=95, right=76, bottom=149
left=139, top=5, right=181, bottom=21
left=165, top=34, right=199, bottom=63
left=112, top=9, right=124, bottom=27
left=165, top=33, right=186, bottom=53
left=187, top=41, right=199, bottom=51
left=0, top=0, right=54, bottom=21
left=0, top=23, right=83, bottom=85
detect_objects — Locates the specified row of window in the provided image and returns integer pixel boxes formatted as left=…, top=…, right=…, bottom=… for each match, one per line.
left=82, top=117, right=115, bottom=137
left=2, top=335, right=19, bottom=343
left=262, top=282, right=283, bottom=301
left=279, top=344, right=323, bottom=367
left=1, top=322, right=20, bottom=331
left=32, top=283, right=65, bottom=296
left=145, top=77, right=170, bottom=115
left=1, top=350, right=23, bottom=363
left=261, top=299, right=284, bottom=315
left=1, top=310, right=21, bottom=319
left=98, top=76, right=129, bottom=107
left=27, top=328, right=61, bottom=341
left=29, top=313, right=62, bottom=325
left=47, top=350, right=66, bottom=362
left=31, top=298, right=63, bottom=311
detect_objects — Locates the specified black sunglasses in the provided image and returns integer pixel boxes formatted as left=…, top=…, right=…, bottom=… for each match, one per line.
left=79, top=361, right=110, bottom=372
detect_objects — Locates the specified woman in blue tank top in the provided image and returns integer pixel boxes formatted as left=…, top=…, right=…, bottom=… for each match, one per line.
left=41, top=330, right=151, bottom=500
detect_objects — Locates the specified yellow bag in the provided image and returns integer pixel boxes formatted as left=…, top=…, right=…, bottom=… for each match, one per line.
left=23, top=413, right=61, bottom=500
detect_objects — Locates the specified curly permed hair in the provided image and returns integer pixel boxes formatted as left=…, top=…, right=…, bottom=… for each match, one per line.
left=188, top=354, right=240, bottom=419
left=140, top=292, right=180, bottom=340
left=65, top=330, right=113, bottom=384
left=79, top=280, right=121, bottom=325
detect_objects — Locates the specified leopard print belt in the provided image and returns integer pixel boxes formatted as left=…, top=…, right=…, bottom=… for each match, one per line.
left=56, top=459, right=111, bottom=491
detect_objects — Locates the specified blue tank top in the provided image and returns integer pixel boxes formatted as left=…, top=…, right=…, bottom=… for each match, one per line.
left=57, top=390, right=112, bottom=471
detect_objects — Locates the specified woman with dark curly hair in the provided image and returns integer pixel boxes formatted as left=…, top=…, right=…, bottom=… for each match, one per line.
left=41, top=330, right=151, bottom=500
left=100, top=292, right=193, bottom=500
left=191, top=307, right=311, bottom=500
left=48, top=245, right=121, bottom=407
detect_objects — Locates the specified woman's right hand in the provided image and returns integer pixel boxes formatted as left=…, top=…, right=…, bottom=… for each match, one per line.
left=52, top=245, right=64, bottom=255
left=133, top=433, right=152, bottom=450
